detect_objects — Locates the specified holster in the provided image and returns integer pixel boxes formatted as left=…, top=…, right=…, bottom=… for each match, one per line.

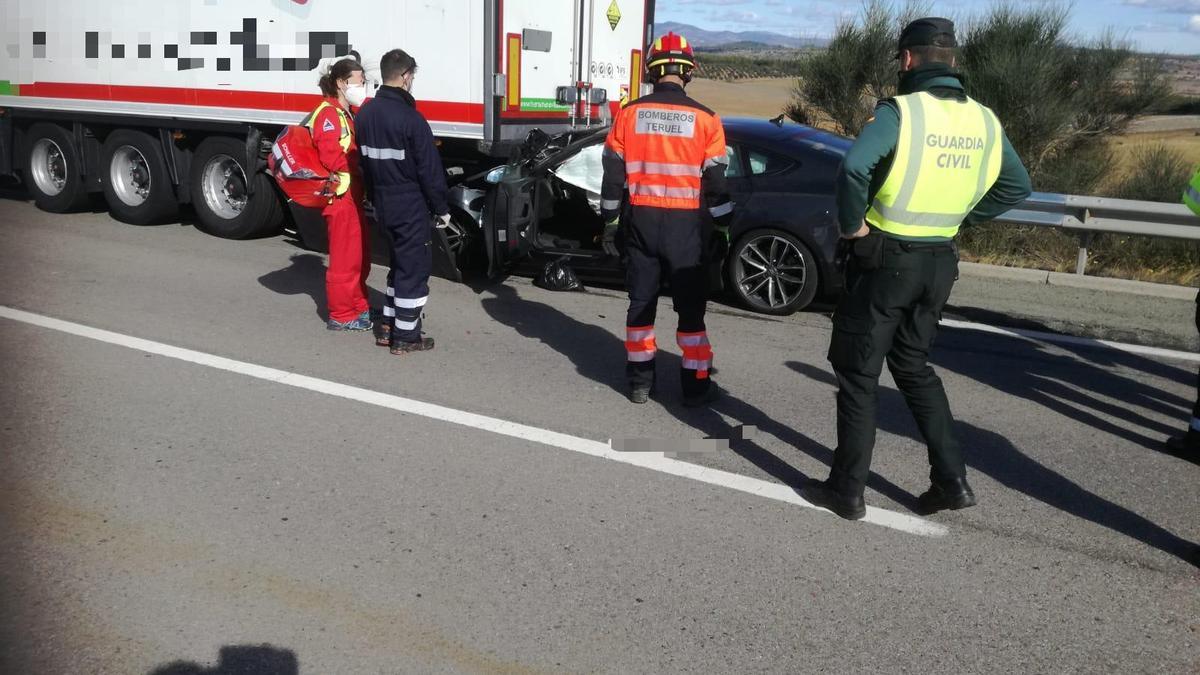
left=851, top=232, right=884, bottom=271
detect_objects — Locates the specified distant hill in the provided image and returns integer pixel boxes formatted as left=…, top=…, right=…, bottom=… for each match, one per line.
left=655, top=21, right=828, bottom=49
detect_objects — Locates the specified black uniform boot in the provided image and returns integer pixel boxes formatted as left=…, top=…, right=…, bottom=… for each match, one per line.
left=1164, top=430, right=1200, bottom=456
left=917, top=477, right=977, bottom=514
left=803, top=480, right=866, bottom=520
left=629, top=384, right=653, bottom=404
left=390, top=337, right=435, bottom=355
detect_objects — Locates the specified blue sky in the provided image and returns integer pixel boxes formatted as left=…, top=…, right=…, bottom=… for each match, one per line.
left=654, top=0, right=1200, bottom=55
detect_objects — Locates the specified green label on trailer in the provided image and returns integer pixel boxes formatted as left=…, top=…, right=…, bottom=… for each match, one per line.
left=520, top=97, right=570, bottom=112
left=0, top=81, right=21, bottom=96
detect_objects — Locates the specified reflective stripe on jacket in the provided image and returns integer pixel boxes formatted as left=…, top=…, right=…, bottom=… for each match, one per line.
left=866, top=92, right=1003, bottom=239
left=1184, top=166, right=1200, bottom=217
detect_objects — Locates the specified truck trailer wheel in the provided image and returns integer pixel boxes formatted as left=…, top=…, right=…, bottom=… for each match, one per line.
left=190, top=136, right=283, bottom=239
left=23, top=123, right=89, bottom=213
left=100, top=129, right=179, bottom=225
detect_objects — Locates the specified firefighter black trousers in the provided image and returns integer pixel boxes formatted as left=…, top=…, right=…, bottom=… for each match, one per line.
left=623, top=205, right=711, bottom=398
left=826, top=235, right=963, bottom=498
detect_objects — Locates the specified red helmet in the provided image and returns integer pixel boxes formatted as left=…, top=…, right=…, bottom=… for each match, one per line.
left=646, top=32, right=696, bottom=81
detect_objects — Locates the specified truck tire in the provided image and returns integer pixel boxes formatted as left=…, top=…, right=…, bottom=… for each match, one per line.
left=100, top=129, right=179, bottom=225
left=22, top=122, right=89, bottom=213
left=190, top=136, right=283, bottom=239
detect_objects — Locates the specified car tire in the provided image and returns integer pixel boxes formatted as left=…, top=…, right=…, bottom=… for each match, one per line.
left=445, top=207, right=485, bottom=273
left=22, top=122, right=89, bottom=213
left=727, top=228, right=819, bottom=315
left=100, top=129, right=179, bottom=225
left=190, top=136, right=283, bottom=239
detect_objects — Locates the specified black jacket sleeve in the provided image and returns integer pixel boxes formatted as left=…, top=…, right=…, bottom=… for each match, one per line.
left=600, top=117, right=627, bottom=223
left=410, top=116, right=449, bottom=217
left=701, top=115, right=733, bottom=229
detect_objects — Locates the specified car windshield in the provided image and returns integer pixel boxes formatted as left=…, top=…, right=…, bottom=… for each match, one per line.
left=550, top=143, right=605, bottom=201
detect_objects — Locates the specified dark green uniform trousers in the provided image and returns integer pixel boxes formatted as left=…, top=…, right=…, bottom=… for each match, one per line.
left=827, top=235, right=964, bottom=498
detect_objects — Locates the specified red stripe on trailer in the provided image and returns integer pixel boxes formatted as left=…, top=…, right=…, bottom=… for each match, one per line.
left=15, top=82, right=484, bottom=124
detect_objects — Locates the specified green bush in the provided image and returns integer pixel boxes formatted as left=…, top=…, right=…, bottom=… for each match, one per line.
left=1107, top=143, right=1194, bottom=202
left=790, top=1, right=1167, bottom=189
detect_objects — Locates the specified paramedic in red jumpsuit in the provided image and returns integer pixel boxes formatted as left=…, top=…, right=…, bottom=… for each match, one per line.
left=309, top=58, right=372, bottom=331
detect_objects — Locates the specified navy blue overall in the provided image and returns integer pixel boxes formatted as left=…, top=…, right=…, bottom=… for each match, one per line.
left=355, top=85, right=450, bottom=343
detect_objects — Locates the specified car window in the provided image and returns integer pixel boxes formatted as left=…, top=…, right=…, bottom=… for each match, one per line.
left=551, top=143, right=605, bottom=196
left=724, top=145, right=745, bottom=179
left=746, top=147, right=794, bottom=176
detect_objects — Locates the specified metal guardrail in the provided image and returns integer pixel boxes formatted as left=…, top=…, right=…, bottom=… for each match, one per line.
left=993, top=192, right=1200, bottom=275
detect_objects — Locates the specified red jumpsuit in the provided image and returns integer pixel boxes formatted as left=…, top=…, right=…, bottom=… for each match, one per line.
left=309, top=98, right=370, bottom=324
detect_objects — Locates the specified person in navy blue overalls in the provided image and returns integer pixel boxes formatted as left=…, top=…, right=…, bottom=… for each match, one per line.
left=356, top=49, right=450, bottom=354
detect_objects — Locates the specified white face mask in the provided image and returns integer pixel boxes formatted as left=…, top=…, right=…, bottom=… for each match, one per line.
left=344, top=83, right=367, bottom=107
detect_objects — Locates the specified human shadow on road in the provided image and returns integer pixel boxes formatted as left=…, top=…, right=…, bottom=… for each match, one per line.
left=148, top=644, right=298, bottom=675
left=926, top=324, right=1195, bottom=452
left=942, top=304, right=1196, bottom=388
left=478, top=282, right=919, bottom=508
left=257, top=253, right=388, bottom=323
left=787, top=356, right=1199, bottom=566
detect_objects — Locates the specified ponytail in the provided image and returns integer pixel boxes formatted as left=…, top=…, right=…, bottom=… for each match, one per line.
left=317, top=57, right=364, bottom=98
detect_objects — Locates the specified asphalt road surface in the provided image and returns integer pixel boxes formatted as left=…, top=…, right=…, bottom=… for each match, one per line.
left=1, top=198, right=1197, bottom=674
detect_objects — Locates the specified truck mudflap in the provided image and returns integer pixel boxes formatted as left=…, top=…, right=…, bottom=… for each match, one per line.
left=0, top=111, right=13, bottom=177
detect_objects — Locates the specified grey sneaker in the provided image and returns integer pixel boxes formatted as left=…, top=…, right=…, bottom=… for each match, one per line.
left=327, top=310, right=372, bottom=332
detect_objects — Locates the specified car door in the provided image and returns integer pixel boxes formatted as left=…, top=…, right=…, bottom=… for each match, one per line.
left=482, top=165, right=538, bottom=277
left=723, top=142, right=753, bottom=226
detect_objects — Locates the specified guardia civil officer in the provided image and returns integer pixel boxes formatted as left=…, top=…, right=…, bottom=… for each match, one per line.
left=356, top=49, right=450, bottom=354
left=804, top=18, right=1032, bottom=519
left=1164, top=166, right=1200, bottom=455
left=600, top=32, right=734, bottom=406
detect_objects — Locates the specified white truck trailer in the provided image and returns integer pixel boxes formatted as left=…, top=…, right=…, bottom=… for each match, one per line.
left=0, top=0, right=653, bottom=239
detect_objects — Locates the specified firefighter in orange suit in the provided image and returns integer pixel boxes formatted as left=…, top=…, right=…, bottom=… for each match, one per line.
left=600, top=32, right=734, bottom=406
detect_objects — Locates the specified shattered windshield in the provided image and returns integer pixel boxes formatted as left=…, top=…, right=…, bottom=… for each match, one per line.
left=549, top=143, right=606, bottom=213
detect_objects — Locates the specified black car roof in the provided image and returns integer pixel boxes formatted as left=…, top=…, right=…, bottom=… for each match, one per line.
left=722, top=117, right=852, bottom=157
left=537, top=116, right=850, bottom=171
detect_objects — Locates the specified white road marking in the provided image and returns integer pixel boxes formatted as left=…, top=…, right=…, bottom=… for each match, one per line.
left=0, top=304, right=946, bottom=538
left=940, top=319, right=1200, bottom=364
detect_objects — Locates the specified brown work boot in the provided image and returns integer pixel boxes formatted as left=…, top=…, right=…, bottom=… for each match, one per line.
left=390, top=337, right=435, bottom=355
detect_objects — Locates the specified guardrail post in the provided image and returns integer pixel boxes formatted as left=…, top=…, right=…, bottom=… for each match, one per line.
left=1075, top=231, right=1093, bottom=275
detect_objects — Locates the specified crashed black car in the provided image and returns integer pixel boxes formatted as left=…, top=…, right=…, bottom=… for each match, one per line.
left=445, top=117, right=852, bottom=314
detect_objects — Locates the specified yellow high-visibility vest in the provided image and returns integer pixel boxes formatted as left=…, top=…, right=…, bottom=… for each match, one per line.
left=866, top=92, right=1004, bottom=239
left=303, top=101, right=353, bottom=196
left=1184, top=166, right=1200, bottom=217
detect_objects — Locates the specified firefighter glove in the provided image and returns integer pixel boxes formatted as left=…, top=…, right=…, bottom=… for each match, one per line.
left=600, top=218, right=620, bottom=257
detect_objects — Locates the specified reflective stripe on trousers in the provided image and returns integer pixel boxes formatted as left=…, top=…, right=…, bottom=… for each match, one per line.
left=385, top=287, right=427, bottom=330
left=626, top=325, right=657, bottom=362
left=677, top=331, right=713, bottom=378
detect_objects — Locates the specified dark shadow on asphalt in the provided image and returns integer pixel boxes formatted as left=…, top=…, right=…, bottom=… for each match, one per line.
left=933, top=327, right=1194, bottom=450
left=478, top=282, right=919, bottom=509
left=787, top=344, right=1199, bottom=566
left=148, top=644, right=298, bottom=675
left=943, top=304, right=1195, bottom=387
left=257, top=253, right=388, bottom=323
